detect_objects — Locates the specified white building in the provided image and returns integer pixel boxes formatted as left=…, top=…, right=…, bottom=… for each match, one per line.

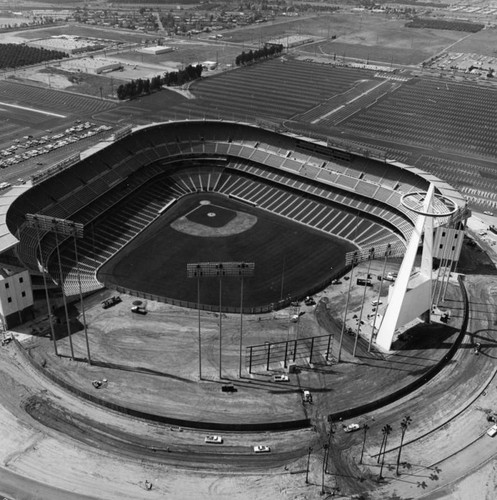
left=0, top=269, right=34, bottom=329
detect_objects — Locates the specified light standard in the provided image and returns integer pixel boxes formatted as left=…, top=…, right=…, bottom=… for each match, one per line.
left=321, top=443, right=329, bottom=495
left=369, top=245, right=391, bottom=352
left=353, top=247, right=375, bottom=357
left=337, top=252, right=358, bottom=362
left=305, top=446, right=312, bottom=484
left=26, top=214, right=88, bottom=363
left=187, top=262, right=254, bottom=380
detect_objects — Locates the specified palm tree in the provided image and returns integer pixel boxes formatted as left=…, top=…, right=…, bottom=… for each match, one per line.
left=377, top=425, right=387, bottom=463
left=396, top=416, right=412, bottom=476
left=379, top=424, right=392, bottom=480
left=359, top=423, right=370, bottom=464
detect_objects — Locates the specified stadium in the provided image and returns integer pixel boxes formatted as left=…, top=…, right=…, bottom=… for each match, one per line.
left=2, top=7, right=497, bottom=497
left=0, top=118, right=470, bottom=431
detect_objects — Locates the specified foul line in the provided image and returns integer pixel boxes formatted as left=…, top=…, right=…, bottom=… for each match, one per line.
left=0, top=101, right=66, bottom=118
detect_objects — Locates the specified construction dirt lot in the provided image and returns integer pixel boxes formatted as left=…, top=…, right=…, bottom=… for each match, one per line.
left=1, top=213, right=497, bottom=499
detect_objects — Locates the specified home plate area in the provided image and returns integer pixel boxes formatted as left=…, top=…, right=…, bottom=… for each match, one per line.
left=171, top=200, right=258, bottom=237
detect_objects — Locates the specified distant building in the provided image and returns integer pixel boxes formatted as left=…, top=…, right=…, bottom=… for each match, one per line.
left=62, top=57, right=123, bottom=74
left=139, top=46, right=173, bottom=55
left=202, top=61, right=218, bottom=70
left=267, top=35, right=314, bottom=49
left=32, top=9, right=72, bottom=19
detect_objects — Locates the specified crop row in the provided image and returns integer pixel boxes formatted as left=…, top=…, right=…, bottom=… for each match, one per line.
left=340, top=78, right=497, bottom=158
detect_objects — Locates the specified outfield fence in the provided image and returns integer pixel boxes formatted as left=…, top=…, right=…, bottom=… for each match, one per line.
left=110, top=265, right=349, bottom=314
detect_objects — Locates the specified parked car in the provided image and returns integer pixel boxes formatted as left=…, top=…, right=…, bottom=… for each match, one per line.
left=303, top=390, right=312, bottom=403
left=205, top=435, right=223, bottom=444
left=487, top=424, right=497, bottom=437
left=344, top=423, right=361, bottom=433
left=131, top=306, right=147, bottom=315
left=101, top=296, right=122, bottom=309
left=273, top=374, right=289, bottom=382
left=253, top=445, right=271, bottom=453
left=304, top=296, right=316, bottom=306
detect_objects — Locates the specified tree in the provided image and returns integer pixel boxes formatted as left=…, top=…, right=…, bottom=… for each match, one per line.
left=379, top=424, right=392, bottom=480
left=143, top=78, right=150, bottom=94
left=396, top=416, right=412, bottom=476
left=359, top=423, right=370, bottom=464
left=116, top=84, right=126, bottom=100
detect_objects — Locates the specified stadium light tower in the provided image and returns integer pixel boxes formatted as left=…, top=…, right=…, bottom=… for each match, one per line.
left=353, top=247, right=375, bottom=357
left=337, top=252, right=358, bottom=363
left=187, top=262, right=254, bottom=380
left=26, top=215, right=58, bottom=358
left=26, top=214, right=90, bottom=363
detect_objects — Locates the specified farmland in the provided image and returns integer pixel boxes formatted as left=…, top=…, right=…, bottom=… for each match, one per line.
left=339, top=77, right=497, bottom=158
left=446, top=27, right=497, bottom=57
left=157, top=58, right=373, bottom=121
left=296, top=13, right=467, bottom=66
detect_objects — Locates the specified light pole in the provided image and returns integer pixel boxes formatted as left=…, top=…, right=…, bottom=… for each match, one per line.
left=28, top=216, right=58, bottom=357
left=237, top=263, right=254, bottom=378
left=359, top=423, right=370, bottom=465
left=26, top=214, right=86, bottom=362
left=369, top=245, right=391, bottom=352
left=337, top=252, right=358, bottom=362
left=353, top=247, right=375, bottom=357
left=187, top=262, right=254, bottom=380
left=321, top=444, right=329, bottom=495
left=54, top=229, right=74, bottom=360
left=305, top=446, right=312, bottom=484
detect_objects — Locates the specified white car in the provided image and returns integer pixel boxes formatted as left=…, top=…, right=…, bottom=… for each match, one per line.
left=273, top=374, right=289, bottom=382
left=484, top=211, right=494, bottom=216
left=205, top=435, right=223, bottom=444
left=344, top=423, right=361, bottom=433
left=253, top=445, right=271, bottom=453
left=487, top=424, right=497, bottom=437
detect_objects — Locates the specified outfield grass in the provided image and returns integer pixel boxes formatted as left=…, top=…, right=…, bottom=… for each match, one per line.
left=98, top=193, right=355, bottom=310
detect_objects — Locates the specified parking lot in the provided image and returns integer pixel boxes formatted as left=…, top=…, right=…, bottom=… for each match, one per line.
left=0, top=121, right=113, bottom=172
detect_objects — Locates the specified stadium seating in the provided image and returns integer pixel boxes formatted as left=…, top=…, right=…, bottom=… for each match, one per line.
left=8, top=120, right=453, bottom=298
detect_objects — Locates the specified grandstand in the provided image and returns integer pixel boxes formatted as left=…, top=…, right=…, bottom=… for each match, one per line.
left=2, top=120, right=467, bottom=313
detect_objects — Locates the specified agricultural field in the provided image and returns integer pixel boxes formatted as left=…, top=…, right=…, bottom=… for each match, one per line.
left=297, top=12, right=467, bottom=66
left=154, top=58, right=373, bottom=121
left=221, top=14, right=334, bottom=45
left=341, top=77, right=497, bottom=150
left=446, top=26, right=497, bottom=57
